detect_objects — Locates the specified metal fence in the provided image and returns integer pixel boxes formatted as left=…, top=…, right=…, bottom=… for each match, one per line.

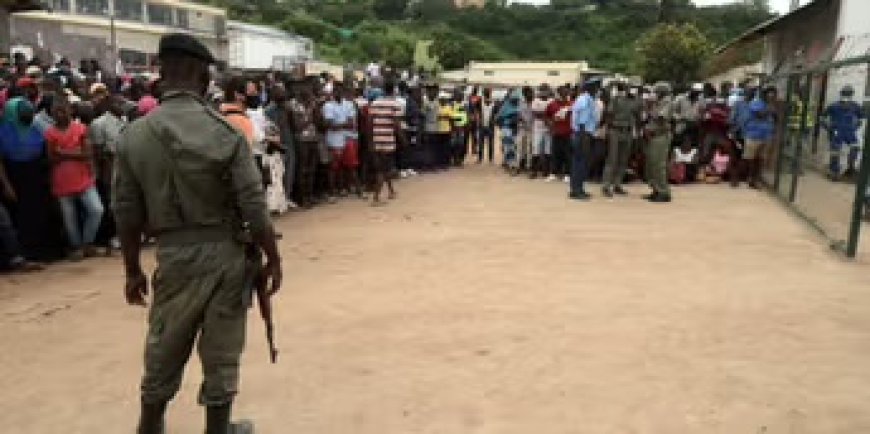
left=760, top=54, right=870, bottom=258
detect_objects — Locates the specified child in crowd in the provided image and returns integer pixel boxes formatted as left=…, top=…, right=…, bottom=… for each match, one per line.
left=703, top=141, right=731, bottom=184
left=669, top=138, right=699, bottom=185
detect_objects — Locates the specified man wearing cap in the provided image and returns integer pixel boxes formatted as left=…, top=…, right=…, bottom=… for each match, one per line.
left=644, top=83, right=675, bottom=202
left=113, top=33, right=282, bottom=434
left=602, top=81, right=641, bottom=197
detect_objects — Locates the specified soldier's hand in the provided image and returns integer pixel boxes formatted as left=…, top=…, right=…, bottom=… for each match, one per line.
left=263, top=260, right=282, bottom=297
left=125, top=270, right=148, bottom=307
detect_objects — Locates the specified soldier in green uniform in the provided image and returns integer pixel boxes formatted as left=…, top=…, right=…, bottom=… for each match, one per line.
left=644, top=83, right=674, bottom=203
left=113, top=34, right=282, bottom=434
left=602, top=81, right=641, bottom=197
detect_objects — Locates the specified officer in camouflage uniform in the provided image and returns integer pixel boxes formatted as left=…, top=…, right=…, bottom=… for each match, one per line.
left=113, top=34, right=282, bottom=434
left=644, top=83, right=674, bottom=203
left=602, top=81, right=641, bottom=197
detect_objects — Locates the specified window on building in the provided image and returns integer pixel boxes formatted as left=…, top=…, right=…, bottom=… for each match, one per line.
left=147, top=4, right=173, bottom=26
left=76, top=0, right=109, bottom=16
left=483, top=70, right=494, bottom=77
left=115, top=0, right=143, bottom=21
left=176, top=9, right=189, bottom=29
left=119, top=49, right=147, bottom=67
left=46, top=0, right=70, bottom=13
left=547, top=70, right=560, bottom=77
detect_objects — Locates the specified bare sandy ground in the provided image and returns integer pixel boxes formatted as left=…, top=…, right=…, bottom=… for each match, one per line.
left=2, top=164, right=870, bottom=434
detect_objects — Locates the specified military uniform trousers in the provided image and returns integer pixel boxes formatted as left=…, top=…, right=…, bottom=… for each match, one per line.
left=142, top=237, right=247, bottom=407
left=647, top=133, right=672, bottom=195
left=603, top=127, right=633, bottom=189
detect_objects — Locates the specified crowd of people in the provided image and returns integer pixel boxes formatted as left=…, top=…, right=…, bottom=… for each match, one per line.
left=467, top=80, right=780, bottom=203
left=0, top=44, right=841, bottom=274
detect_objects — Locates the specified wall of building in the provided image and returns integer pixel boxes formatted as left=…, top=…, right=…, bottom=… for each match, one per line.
left=462, top=62, right=588, bottom=87
left=10, top=11, right=227, bottom=71
left=228, top=29, right=309, bottom=71
left=829, top=0, right=870, bottom=103
left=762, top=0, right=870, bottom=171
left=454, top=0, right=485, bottom=9
left=1, top=8, right=11, bottom=55
left=706, top=62, right=763, bottom=87
left=763, top=1, right=839, bottom=74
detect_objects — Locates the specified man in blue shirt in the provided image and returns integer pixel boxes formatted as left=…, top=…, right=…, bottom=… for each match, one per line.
left=823, top=85, right=864, bottom=179
left=569, top=81, right=599, bottom=200
left=741, top=87, right=777, bottom=188
left=729, top=87, right=754, bottom=186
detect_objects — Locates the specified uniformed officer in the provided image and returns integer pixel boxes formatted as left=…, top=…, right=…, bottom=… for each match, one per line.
left=113, top=33, right=282, bottom=434
left=602, top=81, right=641, bottom=197
left=451, top=89, right=469, bottom=166
left=644, top=83, right=674, bottom=203
left=823, top=85, right=864, bottom=179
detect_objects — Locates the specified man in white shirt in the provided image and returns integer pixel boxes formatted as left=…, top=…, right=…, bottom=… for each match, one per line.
left=478, top=88, right=497, bottom=164
left=531, top=84, right=553, bottom=178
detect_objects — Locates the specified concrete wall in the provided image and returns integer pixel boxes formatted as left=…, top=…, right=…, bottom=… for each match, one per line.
left=462, top=62, right=589, bottom=87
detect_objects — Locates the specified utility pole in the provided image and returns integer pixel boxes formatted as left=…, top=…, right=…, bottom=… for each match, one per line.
left=109, top=0, right=118, bottom=76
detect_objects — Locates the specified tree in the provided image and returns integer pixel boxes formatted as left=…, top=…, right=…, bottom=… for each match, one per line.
left=636, top=23, right=712, bottom=85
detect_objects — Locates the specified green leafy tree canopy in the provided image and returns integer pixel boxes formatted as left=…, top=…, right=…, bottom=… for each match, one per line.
left=636, top=23, right=713, bottom=85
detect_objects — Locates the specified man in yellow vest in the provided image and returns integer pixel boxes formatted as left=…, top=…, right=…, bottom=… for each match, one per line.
left=450, top=89, right=469, bottom=166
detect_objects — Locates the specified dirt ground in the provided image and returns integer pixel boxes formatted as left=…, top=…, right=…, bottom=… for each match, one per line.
left=3, top=163, right=870, bottom=434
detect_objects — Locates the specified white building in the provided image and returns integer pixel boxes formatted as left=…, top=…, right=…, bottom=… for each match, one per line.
left=716, top=0, right=870, bottom=168
left=442, top=61, right=607, bottom=87
left=227, top=20, right=313, bottom=72
left=10, top=0, right=228, bottom=71
left=720, top=0, right=869, bottom=99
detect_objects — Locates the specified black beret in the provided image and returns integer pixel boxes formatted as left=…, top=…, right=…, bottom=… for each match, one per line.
left=158, top=33, right=216, bottom=64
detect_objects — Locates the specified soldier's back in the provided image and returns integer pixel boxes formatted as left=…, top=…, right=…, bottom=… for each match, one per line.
left=117, top=91, right=247, bottom=234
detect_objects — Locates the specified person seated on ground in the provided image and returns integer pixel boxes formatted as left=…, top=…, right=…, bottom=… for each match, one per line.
left=669, top=138, right=699, bottom=185
left=703, top=141, right=731, bottom=184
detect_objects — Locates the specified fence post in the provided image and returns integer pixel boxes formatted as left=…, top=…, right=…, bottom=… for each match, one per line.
left=788, top=74, right=811, bottom=203
left=775, top=76, right=795, bottom=194
left=845, top=95, right=870, bottom=258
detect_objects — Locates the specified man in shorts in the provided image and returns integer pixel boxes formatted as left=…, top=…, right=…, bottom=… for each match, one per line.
left=741, top=88, right=776, bottom=189
left=368, top=81, right=401, bottom=205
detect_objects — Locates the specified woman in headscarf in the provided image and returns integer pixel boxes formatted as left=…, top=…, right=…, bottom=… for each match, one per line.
left=0, top=97, right=67, bottom=261
left=496, top=89, right=521, bottom=171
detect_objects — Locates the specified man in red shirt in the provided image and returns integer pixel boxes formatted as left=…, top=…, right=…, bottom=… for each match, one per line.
left=546, top=85, right=573, bottom=182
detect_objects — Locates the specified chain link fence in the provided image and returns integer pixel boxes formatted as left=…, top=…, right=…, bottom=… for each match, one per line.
left=760, top=42, right=870, bottom=257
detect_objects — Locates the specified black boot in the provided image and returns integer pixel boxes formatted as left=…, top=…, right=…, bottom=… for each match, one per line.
left=206, top=404, right=232, bottom=434
left=138, top=401, right=167, bottom=434
left=206, top=403, right=255, bottom=434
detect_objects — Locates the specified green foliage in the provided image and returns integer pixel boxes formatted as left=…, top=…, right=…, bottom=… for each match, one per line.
left=196, top=0, right=772, bottom=77
left=636, top=23, right=713, bottom=85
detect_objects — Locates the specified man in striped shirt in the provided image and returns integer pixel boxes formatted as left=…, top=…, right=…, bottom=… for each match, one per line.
left=368, top=81, right=401, bottom=206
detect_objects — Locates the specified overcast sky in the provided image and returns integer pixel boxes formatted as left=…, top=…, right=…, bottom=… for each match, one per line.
left=509, top=0, right=809, bottom=14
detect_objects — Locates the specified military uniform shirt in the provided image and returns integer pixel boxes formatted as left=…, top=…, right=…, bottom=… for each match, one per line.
left=113, top=91, right=269, bottom=238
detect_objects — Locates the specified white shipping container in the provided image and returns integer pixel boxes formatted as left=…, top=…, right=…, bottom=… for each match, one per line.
left=227, top=21, right=313, bottom=71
